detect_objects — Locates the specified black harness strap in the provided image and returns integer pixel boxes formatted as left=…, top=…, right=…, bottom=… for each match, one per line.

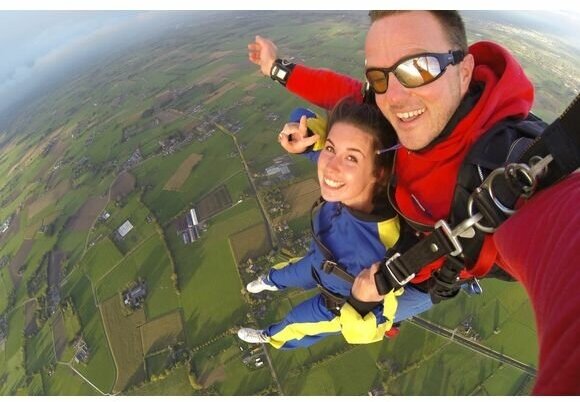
left=374, top=93, right=580, bottom=297
left=310, top=198, right=355, bottom=284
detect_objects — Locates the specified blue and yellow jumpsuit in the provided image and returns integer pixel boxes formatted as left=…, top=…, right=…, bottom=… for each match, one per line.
left=262, top=107, right=401, bottom=349
left=264, top=200, right=401, bottom=349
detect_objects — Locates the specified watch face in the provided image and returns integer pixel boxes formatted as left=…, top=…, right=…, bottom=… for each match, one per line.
left=275, top=68, right=288, bottom=80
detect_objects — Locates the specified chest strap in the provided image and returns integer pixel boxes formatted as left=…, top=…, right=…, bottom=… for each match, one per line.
left=310, top=198, right=355, bottom=284
left=374, top=93, right=580, bottom=296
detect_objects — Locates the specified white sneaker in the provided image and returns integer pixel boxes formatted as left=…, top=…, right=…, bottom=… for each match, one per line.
left=246, top=275, right=279, bottom=293
left=237, top=327, right=270, bottom=344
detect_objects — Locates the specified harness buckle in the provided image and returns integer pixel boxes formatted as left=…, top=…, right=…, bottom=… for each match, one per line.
left=434, top=219, right=463, bottom=257
left=384, top=253, right=415, bottom=286
left=321, top=260, right=338, bottom=275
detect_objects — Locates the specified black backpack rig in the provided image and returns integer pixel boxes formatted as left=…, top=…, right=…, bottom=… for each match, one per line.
left=374, top=93, right=580, bottom=303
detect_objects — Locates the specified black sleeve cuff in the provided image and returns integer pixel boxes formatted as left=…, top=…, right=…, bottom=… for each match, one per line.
left=346, top=294, right=381, bottom=316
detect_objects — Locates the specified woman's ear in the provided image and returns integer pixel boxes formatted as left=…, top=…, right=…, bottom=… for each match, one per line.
left=375, top=166, right=386, bottom=180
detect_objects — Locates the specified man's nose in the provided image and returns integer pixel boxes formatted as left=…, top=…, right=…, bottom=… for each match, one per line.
left=383, top=73, right=409, bottom=104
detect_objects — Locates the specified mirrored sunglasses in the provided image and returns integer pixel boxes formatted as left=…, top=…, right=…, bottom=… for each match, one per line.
left=365, top=50, right=465, bottom=94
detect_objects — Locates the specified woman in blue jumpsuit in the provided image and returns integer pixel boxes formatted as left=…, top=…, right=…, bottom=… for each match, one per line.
left=238, top=99, right=408, bottom=349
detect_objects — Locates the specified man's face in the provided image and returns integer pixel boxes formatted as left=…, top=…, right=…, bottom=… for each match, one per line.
left=365, top=11, right=474, bottom=151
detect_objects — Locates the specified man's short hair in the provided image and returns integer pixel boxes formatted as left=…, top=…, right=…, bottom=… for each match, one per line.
left=368, top=11, right=468, bottom=53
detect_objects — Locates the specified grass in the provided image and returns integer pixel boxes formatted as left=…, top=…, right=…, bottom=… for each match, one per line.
left=41, top=363, right=100, bottom=395
left=167, top=200, right=262, bottom=346
left=96, top=233, right=179, bottom=320
left=124, top=365, right=194, bottom=396
left=0, top=305, right=26, bottom=394
left=229, top=222, right=271, bottom=264
left=99, top=296, right=146, bottom=393
left=144, top=351, right=170, bottom=378
left=81, top=237, right=124, bottom=283
left=67, top=276, right=116, bottom=393
left=25, top=322, right=56, bottom=374
left=140, top=309, right=184, bottom=356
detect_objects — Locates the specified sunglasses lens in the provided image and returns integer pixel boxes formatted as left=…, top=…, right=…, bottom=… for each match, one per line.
left=395, top=56, right=442, bottom=87
left=366, top=70, right=388, bottom=94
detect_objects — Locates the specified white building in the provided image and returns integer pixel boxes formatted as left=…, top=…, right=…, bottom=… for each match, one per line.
left=117, top=220, right=134, bottom=238
left=189, top=208, right=198, bottom=226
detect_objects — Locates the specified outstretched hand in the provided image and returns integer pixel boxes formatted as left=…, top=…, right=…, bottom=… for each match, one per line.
left=248, top=35, right=278, bottom=76
left=352, top=262, right=384, bottom=302
left=278, top=115, right=320, bottom=154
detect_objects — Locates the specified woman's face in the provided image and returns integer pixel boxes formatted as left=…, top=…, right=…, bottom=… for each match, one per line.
left=317, top=122, right=379, bottom=212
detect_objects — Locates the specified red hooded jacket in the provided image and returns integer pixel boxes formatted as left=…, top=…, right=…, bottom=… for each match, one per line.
left=286, top=41, right=534, bottom=282
left=494, top=173, right=580, bottom=395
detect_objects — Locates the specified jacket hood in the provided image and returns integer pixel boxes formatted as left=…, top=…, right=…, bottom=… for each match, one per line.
left=394, top=40, right=535, bottom=224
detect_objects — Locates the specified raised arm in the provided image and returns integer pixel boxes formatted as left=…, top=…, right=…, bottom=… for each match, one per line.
left=248, top=35, right=364, bottom=110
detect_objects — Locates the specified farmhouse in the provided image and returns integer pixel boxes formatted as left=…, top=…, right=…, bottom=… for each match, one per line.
left=0, top=215, right=11, bottom=234
left=100, top=211, right=111, bottom=221
left=123, top=281, right=147, bottom=309
left=241, top=347, right=267, bottom=369
left=117, top=220, right=134, bottom=239
left=176, top=208, right=201, bottom=244
left=73, top=337, right=90, bottom=363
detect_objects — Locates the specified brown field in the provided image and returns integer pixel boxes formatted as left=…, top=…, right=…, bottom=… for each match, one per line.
left=163, top=153, right=203, bottom=191
left=7, top=239, right=35, bottom=288
left=203, top=81, right=238, bottom=105
left=34, top=138, right=69, bottom=182
left=140, top=310, right=184, bottom=356
left=8, top=126, right=64, bottom=176
left=111, top=171, right=136, bottom=200
left=209, top=50, right=233, bottom=60
left=27, top=179, right=71, bottom=219
left=240, top=95, right=255, bottom=104
left=23, top=209, right=61, bottom=239
left=155, top=109, right=183, bottom=124
left=24, top=299, right=38, bottom=338
left=279, top=178, right=320, bottom=222
left=100, top=296, right=147, bottom=393
left=183, top=119, right=201, bottom=133
left=199, top=365, right=226, bottom=388
left=243, top=83, right=258, bottom=92
left=66, top=196, right=108, bottom=231
left=52, top=312, right=67, bottom=360
left=195, top=64, right=237, bottom=85
left=195, top=185, right=232, bottom=221
left=229, top=222, right=271, bottom=263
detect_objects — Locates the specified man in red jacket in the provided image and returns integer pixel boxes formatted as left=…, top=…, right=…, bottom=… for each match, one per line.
left=248, top=11, right=580, bottom=394
left=249, top=10, right=534, bottom=298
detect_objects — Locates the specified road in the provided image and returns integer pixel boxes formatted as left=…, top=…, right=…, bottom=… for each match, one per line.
left=213, top=122, right=278, bottom=249
left=408, top=316, right=537, bottom=376
left=56, top=361, right=110, bottom=395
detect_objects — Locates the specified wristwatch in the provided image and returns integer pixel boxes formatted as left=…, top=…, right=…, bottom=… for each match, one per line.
left=270, top=58, right=295, bottom=87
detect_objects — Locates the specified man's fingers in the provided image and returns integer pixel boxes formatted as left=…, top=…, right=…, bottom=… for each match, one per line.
left=369, top=261, right=381, bottom=274
left=299, top=134, right=319, bottom=148
left=298, top=115, right=308, bottom=136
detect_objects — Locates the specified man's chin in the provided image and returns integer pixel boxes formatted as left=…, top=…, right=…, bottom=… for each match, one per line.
left=397, top=134, right=432, bottom=151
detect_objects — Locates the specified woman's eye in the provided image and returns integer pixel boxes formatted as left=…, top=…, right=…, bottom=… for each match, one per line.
left=346, top=155, right=358, bottom=163
left=324, top=145, right=334, bottom=153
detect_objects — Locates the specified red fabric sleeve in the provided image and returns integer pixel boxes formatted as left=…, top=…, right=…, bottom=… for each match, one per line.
left=494, top=172, right=580, bottom=395
left=286, top=64, right=364, bottom=110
